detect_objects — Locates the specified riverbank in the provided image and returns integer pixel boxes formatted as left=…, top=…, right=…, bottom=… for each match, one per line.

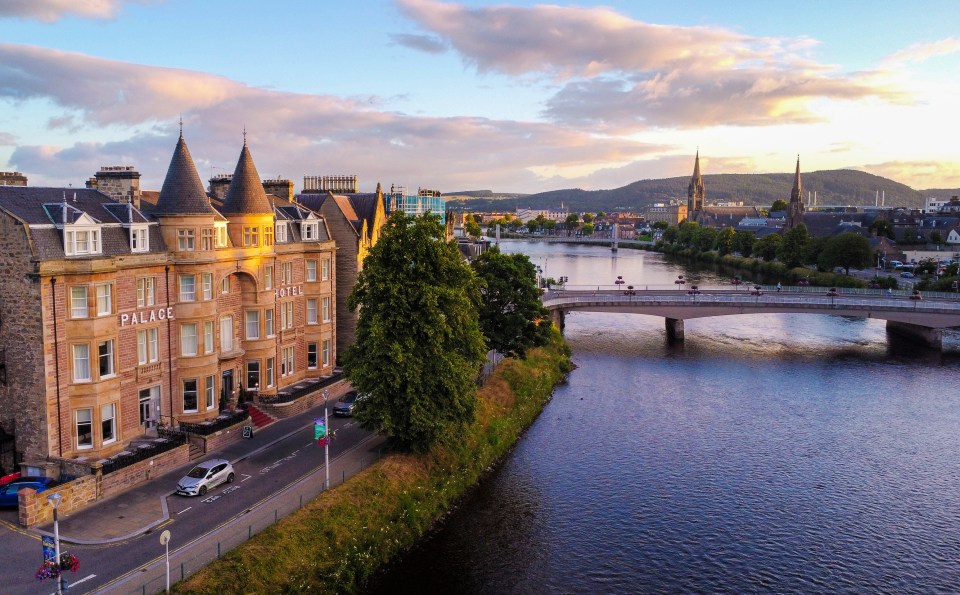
left=176, top=329, right=572, bottom=594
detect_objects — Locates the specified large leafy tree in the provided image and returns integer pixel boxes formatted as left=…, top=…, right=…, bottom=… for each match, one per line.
left=471, top=247, right=551, bottom=359
left=732, top=230, right=755, bottom=257
left=754, top=233, right=782, bottom=261
left=778, top=224, right=809, bottom=268
left=343, top=212, right=487, bottom=452
left=715, top=227, right=736, bottom=256
left=818, top=232, right=872, bottom=274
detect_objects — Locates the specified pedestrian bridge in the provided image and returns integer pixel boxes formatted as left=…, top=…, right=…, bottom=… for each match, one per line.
left=541, top=286, right=960, bottom=348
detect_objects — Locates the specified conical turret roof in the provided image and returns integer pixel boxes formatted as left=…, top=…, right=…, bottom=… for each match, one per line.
left=155, top=134, right=215, bottom=215
left=220, top=142, right=273, bottom=215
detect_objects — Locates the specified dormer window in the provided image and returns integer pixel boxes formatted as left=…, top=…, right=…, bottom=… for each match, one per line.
left=276, top=222, right=288, bottom=243
left=301, top=221, right=318, bottom=240
left=65, top=228, right=101, bottom=256
left=57, top=211, right=103, bottom=257
left=130, top=225, right=149, bottom=253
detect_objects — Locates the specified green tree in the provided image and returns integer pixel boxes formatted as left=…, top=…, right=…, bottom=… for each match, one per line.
left=778, top=224, right=809, bottom=268
left=770, top=199, right=789, bottom=212
left=693, top=226, right=718, bottom=252
left=676, top=221, right=700, bottom=248
left=715, top=227, right=736, bottom=256
left=464, top=214, right=482, bottom=238
left=596, top=211, right=607, bottom=218
left=732, top=230, right=755, bottom=257
left=582, top=213, right=594, bottom=224
left=581, top=222, right=595, bottom=235
left=343, top=212, right=487, bottom=452
left=543, top=220, right=557, bottom=232
left=754, top=233, right=783, bottom=261
left=869, top=218, right=895, bottom=239
left=818, top=232, right=872, bottom=274
left=651, top=221, right=670, bottom=230
left=471, top=247, right=551, bottom=359
left=931, top=230, right=943, bottom=246
left=661, top=225, right=678, bottom=243
left=802, top=236, right=826, bottom=267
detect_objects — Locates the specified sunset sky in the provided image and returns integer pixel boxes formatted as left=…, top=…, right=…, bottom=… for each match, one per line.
left=1, top=0, right=958, bottom=194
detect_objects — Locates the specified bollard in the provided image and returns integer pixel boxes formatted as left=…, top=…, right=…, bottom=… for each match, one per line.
left=181, top=563, right=184, bottom=580
left=218, top=543, right=221, bottom=558
left=249, top=525, right=252, bottom=539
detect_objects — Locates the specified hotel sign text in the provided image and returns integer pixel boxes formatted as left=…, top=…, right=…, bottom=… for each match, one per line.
left=120, top=307, right=174, bottom=327
left=275, top=286, right=302, bottom=298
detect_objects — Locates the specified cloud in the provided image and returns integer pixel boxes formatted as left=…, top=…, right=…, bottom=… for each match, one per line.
left=391, top=33, right=448, bottom=54
left=882, top=37, right=960, bottom=67
left=396, top=0, right=910, bottom=129
left=859, top=160, right=960, bottom=191
left=0, top=0, right=154, bottom=22
left=0, top=132, right=17, bottom=145
left=0, top=43, right=664, bottom=192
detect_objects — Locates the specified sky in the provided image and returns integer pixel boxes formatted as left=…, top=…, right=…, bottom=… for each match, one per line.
left=1, top=0, right=959, bottom=195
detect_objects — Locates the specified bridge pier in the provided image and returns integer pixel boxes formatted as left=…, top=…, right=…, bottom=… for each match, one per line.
left=665, top=317, right=684, bottom=342
left=551, top=309, right=565, bottom=333
left=886, top=321, right=942, bottom=349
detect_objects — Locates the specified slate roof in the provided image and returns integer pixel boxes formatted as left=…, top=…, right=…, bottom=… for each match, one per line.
left=154, top=134, right=217, bottom=216
left=220, top=144, right=274, bottom=215
left=0, top=186, right=166, bottom=260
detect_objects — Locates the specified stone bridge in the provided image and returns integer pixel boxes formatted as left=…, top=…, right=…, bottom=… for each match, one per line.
left=541, top=286, right=960, bottom=348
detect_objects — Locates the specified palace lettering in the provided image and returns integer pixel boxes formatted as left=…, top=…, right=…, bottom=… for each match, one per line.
left=120, top=307, right=175, bottom=326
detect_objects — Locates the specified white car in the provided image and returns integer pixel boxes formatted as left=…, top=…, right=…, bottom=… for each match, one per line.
left=176, top=458, right=235, bottom=497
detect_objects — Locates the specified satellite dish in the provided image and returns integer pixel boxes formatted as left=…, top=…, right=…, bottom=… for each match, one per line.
left=160, top=529, right=171, bottom=546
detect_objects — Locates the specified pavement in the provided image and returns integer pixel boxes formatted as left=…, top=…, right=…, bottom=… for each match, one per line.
left=32, top=383, right=352, bottom=545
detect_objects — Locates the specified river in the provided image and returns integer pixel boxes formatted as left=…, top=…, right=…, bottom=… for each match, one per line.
left=368, top=240, right=960, bottom=594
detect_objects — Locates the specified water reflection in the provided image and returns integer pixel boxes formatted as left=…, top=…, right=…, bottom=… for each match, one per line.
left=368, top=241, right=960, bottom=594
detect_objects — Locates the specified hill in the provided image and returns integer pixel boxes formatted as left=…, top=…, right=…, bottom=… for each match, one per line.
left=446, top=169, right=925, bottom=213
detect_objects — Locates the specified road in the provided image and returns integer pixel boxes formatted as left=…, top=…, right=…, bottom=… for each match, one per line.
left=0, top=414, right=379, bottom=595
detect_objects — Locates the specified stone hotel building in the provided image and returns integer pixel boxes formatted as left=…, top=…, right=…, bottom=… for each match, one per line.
left=0, top=134, right=337, bottom=474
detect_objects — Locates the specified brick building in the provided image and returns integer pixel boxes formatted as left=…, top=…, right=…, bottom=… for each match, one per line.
left=0, top=133, right=337, bottom=473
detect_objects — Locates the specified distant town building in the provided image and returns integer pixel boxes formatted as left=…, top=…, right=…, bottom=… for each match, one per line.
left=0, top=171, right=28, bottom=186
left=645, top=202, right=688, bottom=225
left=386, top=184, right=446, bottom=223
left=302, top=175, right=359, bottom=194
left=515, top=207, right=569, bottom=223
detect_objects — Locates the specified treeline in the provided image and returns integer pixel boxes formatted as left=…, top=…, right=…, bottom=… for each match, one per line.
left=655, top=221, right=887, bottom=288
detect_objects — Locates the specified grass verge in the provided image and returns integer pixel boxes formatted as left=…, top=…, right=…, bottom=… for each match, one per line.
left=176, top=329, right=571, bottom=594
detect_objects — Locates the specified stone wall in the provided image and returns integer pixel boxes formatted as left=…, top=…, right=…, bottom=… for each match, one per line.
left=257, top=379, right=348, bottom=419
left=18, top=442, right=189, bottom=527
left=18, top=475, right=98, bottom=528
left=189, top=419, right=248, bottom=454
left=0, top=212, right=46, bottom=468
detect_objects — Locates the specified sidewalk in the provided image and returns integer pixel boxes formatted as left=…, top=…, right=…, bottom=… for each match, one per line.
left=35, top=386, right=353, bottom=545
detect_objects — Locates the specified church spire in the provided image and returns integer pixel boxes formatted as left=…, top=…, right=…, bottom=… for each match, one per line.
left=786, top=155, right=805, bottom=231
left=687, top=150, right=705, bottom=221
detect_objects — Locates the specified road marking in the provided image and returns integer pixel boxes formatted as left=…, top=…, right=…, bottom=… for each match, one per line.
left=201, top=494, right=221, bottom=503
left=177, top=507, right=192, bottom=515
left=240, top=473, right=252, bottom=482
left=48, top=573, right=97, bottom=594
left=222, top=486, right=240, bottom=495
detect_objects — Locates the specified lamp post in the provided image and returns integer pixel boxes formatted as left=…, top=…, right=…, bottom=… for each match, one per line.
left=160, top=529, right=171, bottom=593
left=47, top=492, right=63, bottom=595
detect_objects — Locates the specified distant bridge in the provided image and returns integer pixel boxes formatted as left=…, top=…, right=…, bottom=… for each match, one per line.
left=541, top=286, right=960, bottom=348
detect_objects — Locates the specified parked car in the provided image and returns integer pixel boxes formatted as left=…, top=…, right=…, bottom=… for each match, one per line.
left=333, top=391, right=365, bottom=417
left=176, top=459, right=234, bottom=497
left=900, top=271, right=915, bottom=278
left=0, top=477, right=54, bottom=507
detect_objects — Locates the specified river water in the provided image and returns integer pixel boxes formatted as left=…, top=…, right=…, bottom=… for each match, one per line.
left=369, top=241, right=960, bottom=594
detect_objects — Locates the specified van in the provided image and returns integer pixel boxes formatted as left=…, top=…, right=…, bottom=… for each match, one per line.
left=889, top=260, right=903, bottom=269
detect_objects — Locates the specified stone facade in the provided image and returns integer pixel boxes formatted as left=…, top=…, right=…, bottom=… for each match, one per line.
left=0, top=136, right=339, bottom=475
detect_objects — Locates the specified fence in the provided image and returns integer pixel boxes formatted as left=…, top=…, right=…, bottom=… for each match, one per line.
left=100, top=430, right=188, bottom=476
left=259, top=372, right=345, bottom=405
left=178, top=410, right=250, bottom=436
left=103, top=435, right=386, bottom=595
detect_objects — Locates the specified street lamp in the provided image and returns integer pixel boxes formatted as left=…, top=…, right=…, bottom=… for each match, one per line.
left=160, top=529, right=171, bottom=593
left=47, top=492, right=63, bottom=595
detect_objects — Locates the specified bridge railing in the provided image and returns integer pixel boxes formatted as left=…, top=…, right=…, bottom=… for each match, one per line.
left=555, top=285, right=960, bottom=302
left=543, top=290, right=960, bottom=312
